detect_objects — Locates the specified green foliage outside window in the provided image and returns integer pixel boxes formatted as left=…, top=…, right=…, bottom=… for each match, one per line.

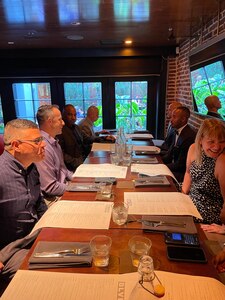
left=0, top=97, right=4, bottom=134
left=115, top=81, right=148, bottom=132
left=64, top=80, right=148, bottom=132
left=64, top=82, right=103, bottom=131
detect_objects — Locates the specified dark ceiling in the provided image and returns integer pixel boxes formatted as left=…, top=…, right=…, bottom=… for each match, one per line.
left=0, top=0, right=224, bottom=50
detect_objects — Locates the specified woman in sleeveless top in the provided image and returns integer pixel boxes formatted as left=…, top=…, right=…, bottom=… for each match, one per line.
left=182, top=118, right=225, bottom=224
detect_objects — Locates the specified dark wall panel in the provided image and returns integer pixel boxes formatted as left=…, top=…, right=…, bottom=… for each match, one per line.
left=0, top=56, right=162, bottom=77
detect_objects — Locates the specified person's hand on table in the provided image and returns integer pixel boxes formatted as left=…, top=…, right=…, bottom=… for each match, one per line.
left=201, top=223, right=225, bottom=234
left=213, top=248, right=225, bottom=273
left=105, top=135, right=115, bottom=142
left=0, top=261, right=4, bottom=273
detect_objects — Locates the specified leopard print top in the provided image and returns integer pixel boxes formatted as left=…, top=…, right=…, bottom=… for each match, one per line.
left=189, top=152, right=223, bottom=224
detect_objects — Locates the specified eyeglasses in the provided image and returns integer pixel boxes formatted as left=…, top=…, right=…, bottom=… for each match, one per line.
left=17, top=136, right=44, bottom=146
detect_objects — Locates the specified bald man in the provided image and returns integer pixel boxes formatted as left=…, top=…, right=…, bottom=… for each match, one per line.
left=78, top=105, right=115, bottom=144
left=204, top=95, right=223, bottom=119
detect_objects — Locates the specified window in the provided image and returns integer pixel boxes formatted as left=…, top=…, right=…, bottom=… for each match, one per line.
left=13, top=82, right=51, bottom=122
left=191, top=61, right=225, bottom=116
left=0, top=96, right=4, bottom=134
left=115, top=80, right=148, bottom=132
left=64, top=82, right=103, bottom=131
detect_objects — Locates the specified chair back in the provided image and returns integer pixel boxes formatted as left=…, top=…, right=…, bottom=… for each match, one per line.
left=0, top=135, right=4, bottom=155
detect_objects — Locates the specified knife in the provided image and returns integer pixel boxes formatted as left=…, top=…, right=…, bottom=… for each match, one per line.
left=34, top=252, right=88, bottom=258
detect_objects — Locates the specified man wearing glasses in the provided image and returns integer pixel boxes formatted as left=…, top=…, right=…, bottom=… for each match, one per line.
left=0, top=119, right=47, bottom=292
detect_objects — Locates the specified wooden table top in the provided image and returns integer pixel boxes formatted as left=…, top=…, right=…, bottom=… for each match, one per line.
left=20, top=226, right=219, bottom=280
left=19, top=141, right=220, bottom=282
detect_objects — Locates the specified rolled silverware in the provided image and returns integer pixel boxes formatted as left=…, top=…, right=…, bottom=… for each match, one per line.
left=34, top=247, right=90, bottom=258
left=126, top=219, right=186, bottom=227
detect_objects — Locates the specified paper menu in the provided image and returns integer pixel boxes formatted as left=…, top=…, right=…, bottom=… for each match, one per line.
left=30, top=200, right=113, bottom=233
left=91, top=143, right=113, bottom=151
left=2, top=270, right=225, bottom=300
left=73, top=163, right=127, bottom=179
left=124, top=192, right=202, bottom=219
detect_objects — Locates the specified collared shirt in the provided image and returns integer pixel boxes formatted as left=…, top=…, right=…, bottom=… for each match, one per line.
left=0, top=151, right=47, bottom=249
left=207, top=111, right=224, bottom=120
left=78, top=117, right=110, bottom=144
left=35, top=130, right=73, bottom=197
left=174, top=124, right=187, bottom=145
left=78, top=117, right=96, bottom=141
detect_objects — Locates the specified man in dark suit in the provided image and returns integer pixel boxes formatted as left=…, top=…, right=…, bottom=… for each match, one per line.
left=161, top=106, right=196, bottom=182
left=58, top=104, right=91, bottom=171
left=160, top=101, right=182, bottom=154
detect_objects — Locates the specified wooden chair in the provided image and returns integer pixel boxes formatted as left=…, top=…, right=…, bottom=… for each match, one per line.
left=0, top=135, right=4, bottom=155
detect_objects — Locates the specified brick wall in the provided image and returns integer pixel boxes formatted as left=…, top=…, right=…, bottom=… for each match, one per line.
left=166, top=7, right=225, bottom=131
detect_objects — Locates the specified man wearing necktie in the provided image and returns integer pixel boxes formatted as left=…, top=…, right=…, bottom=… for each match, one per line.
left=160, top=101, right=182, bottom=154
left=161, top=106, right=196, bottom=182
left=58, top=104, right=91, bottom=171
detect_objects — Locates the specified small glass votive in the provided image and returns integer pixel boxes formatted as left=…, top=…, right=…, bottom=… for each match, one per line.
left=110, top=153, right=120, bottom=165
left=128, top=235, right=152, bottom=267
left=99, top=181, right=113, bottom=198
left=90, top=235, right=112, bottom=267
left=122, top=153, right=132, bottom=166
left=112, top=202, right=128, bottom=225
left=110, top=144, right=116, bottom=154
left=126, top=144, right=133, bottom=154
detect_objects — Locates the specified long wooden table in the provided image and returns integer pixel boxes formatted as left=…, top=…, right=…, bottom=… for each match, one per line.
left=19, top=142, right=220, bottom=281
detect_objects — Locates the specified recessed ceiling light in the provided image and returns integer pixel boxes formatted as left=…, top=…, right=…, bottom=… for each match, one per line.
left=71, top=21, right=81, bottom=26
left=66, top=35, right=84, bottom=41
left=124, top=40, right=133, bottom=45
left=8, top=41, right=14, bottom=45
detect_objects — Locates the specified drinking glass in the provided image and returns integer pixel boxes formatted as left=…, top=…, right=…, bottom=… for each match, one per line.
left=90, top=235, right=112, bottom=267
left=99, top=182, right=113, bottom=198
left=128, top=235, right=152, bottom=267
left=112, top=202, right=128, bottom=225
left=110, top=153, right=120, bottom=165
left=122, top=153, right=132, bottom=166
